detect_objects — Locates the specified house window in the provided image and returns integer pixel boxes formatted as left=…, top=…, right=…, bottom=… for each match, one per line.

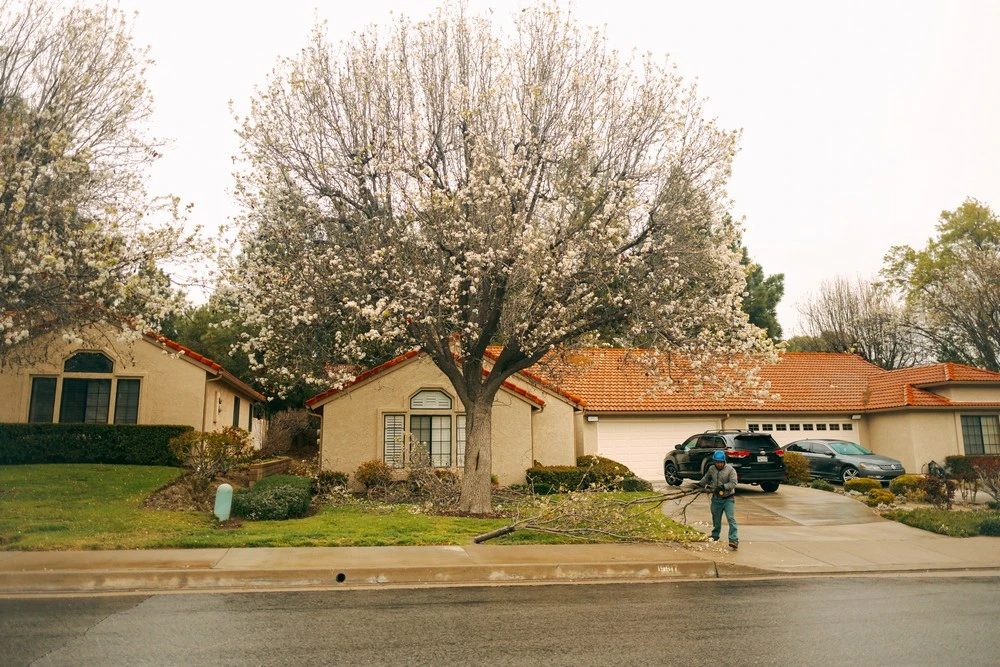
left=761, top=423, right=773, bottom=431
left=775, top=424, right=787, bottom=431
left=816, top=423, right=827, bottom=431
left=747, top=423, right=760, bottom=432
left=803, top=424, right=814, bottom=431
left=829, top=424, right=840, bottom=431
left=842, top=423, right=853, bottom=431
left=114, top=379, right=140, bottom=424
left=64, top=351, right=113, bottom=373
left=410, top=390, right=452, bottom=410
left=456, top=415, right=466, bottom=468
left=59, top=378, right=112, bottom=423
left=962, top=415, right=1000, bottom=455
left=233, top=396, right=241, bottom=428
left=384, top=414, right=405, bottom=468
left=411, top=415, right=452, bottom=467
left=29, top=377, right=57, bottom=423
left=789, top=424, right=800, bottom=431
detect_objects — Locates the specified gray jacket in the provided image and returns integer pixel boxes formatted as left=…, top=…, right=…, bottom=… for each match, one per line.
left=699, top=463, right=737, bottom=499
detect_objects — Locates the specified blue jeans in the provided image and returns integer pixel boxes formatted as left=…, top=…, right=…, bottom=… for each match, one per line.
left=710, top=496, right=738, bottom=544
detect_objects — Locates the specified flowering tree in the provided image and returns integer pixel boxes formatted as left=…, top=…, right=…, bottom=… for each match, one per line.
left=231, top=3, right=776, bottom=513
left=884, top=199, right=1000, bottom=371
left=0, top=0, right=198, bottom=364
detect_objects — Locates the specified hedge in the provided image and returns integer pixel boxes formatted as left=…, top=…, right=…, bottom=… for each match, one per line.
left=0, top=423, right=191, bottom=466
left=232, top=476, right=312, bottom=521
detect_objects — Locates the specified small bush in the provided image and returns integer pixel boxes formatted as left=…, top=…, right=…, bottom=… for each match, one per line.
left=577, top=455, right=633, bottom=488
left=987, top=500, right=1000, bottom=511
left=169, top=427, right=253, bottom=489
left=313, top=470, right=349, bottom=494
left=620, top=476, right=653, bottom=492
left=783, top=452, right=811, bottom=485
left=525, top=465, right=587, bottom=493
left=864, top=488, right=896, bottom=507
left=844, top=477, right=881, bottom=493
left=251, top=474, right=313, bottom=493
left=232, top=483, right=311, bottom=521
left=355, top=459, right=395, bottom=490
left=979, top=518, right=1000, bottom=537
left=889, top=475, right=923, bottom=496
left=921, top=475, right=957, bottom=509
left=810, top=479, right=836, bottom=492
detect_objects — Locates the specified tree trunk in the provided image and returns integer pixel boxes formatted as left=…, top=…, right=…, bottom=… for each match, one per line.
left=459, top=398, right=493, bottom=514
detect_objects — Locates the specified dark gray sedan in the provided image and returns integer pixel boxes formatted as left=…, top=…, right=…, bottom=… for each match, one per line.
left=785, top=439, right=905, bottom=483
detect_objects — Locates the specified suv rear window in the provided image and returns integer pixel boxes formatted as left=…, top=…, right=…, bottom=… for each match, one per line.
left=733, top=434, right=780, bottom=450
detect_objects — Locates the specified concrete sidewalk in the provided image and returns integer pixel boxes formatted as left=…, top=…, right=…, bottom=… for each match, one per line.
left=2, top=485, right=999, bottom=595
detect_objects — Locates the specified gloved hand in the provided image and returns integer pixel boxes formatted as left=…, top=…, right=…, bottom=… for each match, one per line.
left=714, top=485, right=726, bottom=497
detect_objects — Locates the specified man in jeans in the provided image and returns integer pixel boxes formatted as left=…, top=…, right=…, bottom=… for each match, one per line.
left=699, top=449, right=739, bottom=549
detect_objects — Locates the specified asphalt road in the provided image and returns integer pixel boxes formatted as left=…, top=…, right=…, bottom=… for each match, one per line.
left=4, top=577, right=998, bottom=666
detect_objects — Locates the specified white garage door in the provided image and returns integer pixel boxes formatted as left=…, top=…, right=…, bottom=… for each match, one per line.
left=596, top=418, right=718, bottom=482
left=745, top=420, right=861, bottom=447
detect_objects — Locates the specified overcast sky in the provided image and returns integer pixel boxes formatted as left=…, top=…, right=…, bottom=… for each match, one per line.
left=108, top=0, right=1000, bottom=336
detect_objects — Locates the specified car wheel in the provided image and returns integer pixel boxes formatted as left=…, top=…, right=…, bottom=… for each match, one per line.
left=761, top=481, right=780, bottom=492
left=840, top=466, right=859, bottom=483
left=664, top=462, right=682, bottom=486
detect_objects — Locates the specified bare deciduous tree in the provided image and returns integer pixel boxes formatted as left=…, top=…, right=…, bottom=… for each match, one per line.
left=797, top=276, right=925, bottom=369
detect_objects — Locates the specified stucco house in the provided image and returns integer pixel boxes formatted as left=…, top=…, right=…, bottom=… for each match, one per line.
left=0, top=330, right=265, bottom=436
left=307, top=349, right=1000, bottom=484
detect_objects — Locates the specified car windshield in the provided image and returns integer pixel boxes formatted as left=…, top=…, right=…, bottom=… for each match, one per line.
left=734, top=435, right=780, bottom=450
left=829, top=442, right=873, bottom=456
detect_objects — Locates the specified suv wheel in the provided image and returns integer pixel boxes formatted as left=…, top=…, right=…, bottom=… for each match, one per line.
left=760, top=481, right=780, bottom=493
left=664, top=462, right=682, bottom=486
left=840, top=466, right=859, bottom=483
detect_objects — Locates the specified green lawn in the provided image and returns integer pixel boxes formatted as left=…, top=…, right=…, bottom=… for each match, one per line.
left=882, top=507, right=1000, bottom=537
left=0, top=464, right=702, bottom=550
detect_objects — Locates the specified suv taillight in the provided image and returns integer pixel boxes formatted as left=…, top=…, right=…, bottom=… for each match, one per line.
left=727, top=450, right=752, bottom=458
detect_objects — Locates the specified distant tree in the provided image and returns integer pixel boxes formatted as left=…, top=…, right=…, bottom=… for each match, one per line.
left=797, top=276, right=924, bottom=369
left=739, top=246, right=784, bottom=340
left=0, top=0, right=199, bottom=365
left=884, top=199, right=1000, bottom=371
left=229, top=4, right=777, bottom=514
left=783, top=334, right=837, bottom=353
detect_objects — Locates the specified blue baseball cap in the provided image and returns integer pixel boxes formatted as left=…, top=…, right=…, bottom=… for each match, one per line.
left=712, top=450, right=727, bottom=462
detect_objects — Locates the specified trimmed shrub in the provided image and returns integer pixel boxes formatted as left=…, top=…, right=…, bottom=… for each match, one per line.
left=355, top=459, right=395, bottom=490
left=979, top=518, right=1000, bottom=537
left=525, top=465, right=587, bottom=494
left=577, top=455, right=632, bottom=488
left=987, top=500, right=1000, bottom=511
left=313, top=470, right=349, bottom=494
left=783, top=452, right=811, bottom=485
left=0, top=423, right=190, bottom=466
left=232, top=482, right=311, bottom=521
left=864, top=488, right=896, bottom=507
left=620, top=476, right=654, bottom=492
left=844, top=478, right=882, bottom=494
left=251, top=473, right=313, bottom=493
left=888, top=474, right=923, bottom=496
left=810, top=479, right=836, bottom=492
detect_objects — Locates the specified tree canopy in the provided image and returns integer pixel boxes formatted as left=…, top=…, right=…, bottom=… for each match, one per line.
left=884, top=198, right=1000, bottom=371
left=229, top=3, right=776, bottom=512
left=0, top=0, right=198, bottom=364
left=739, top=246, right=784, bottom=340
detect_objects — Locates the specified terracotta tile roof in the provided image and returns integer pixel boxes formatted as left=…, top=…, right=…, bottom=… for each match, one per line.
left=306, top=350, right=546, bottom=408
left=517, top=349, right=1000, bottom=414
left=483, top=347, right=586, bottom=407
left=145, top=333, right=265, bottom=401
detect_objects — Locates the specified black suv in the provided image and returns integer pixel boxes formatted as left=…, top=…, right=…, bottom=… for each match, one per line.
left=663, top=430, right=785, bottom=492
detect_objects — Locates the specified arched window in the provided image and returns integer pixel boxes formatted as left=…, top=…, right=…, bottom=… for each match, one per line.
left=410, top=390, right=452, bottom=410
left=64, top=352, right=113, bottom=373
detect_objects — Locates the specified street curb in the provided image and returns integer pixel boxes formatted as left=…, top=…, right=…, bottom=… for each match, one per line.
left=0, top=560, right=765, bottom=595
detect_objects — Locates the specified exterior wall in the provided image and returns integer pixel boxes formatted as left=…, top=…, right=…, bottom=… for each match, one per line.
left=317, top=355, right=544, bottom=486
left=203, top=380, right=257, bottom=433
left=499, top=374, right=577, bottom=467
left=866, top=411, right=963, bottom=474
left=929, top=386, right=1000, bottom=402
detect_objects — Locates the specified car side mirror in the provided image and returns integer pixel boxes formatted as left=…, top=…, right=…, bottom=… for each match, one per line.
left=827, top=452, right=836, bottom=457
left=674, top=444, right=684, bottom=450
